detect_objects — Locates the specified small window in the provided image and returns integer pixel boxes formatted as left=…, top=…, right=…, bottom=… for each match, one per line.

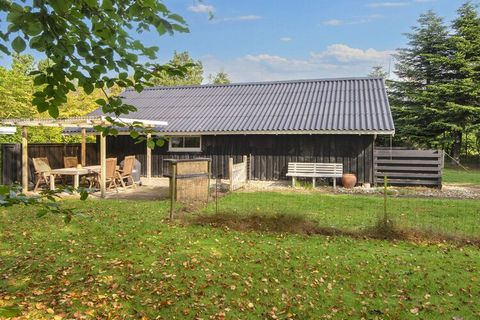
left=168, top=136, right=202, bottom=152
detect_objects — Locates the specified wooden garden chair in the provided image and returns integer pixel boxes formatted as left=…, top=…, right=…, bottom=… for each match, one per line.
left=64, top=156, right=78, bottom=168
left=32, top=157, right=57, bottom=192
left=105, top=158, right=119, bottom=191
left=117, top=155, right=137, bottom=189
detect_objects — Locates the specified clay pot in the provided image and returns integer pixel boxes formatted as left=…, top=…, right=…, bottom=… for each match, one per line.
left=342, top=173, right=357, bottom=188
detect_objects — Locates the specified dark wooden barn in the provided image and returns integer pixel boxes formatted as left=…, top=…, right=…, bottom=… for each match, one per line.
left=80, top=77, right=394, bottom=184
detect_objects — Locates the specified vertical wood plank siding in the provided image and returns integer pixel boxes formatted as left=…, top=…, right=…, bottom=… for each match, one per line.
left=1, top=143, right=99, bottom=185
left=105, top=134, right=375, bottom=183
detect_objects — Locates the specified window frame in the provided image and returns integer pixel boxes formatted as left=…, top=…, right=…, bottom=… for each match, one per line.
left=168, top=135, right=202, bottom=152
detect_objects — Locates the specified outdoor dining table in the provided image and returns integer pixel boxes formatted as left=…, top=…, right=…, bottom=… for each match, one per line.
left=49, top=165, right=100, bottom=190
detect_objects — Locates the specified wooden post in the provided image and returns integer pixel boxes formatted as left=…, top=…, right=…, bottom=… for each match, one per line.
left=146, top=133, right=152, bottom=181
left=100, top=133, right=106, bottom=198
left=81, top=128, right=87, bottom=166
left=169, top=163, right=176, bottom=220
left=21, top=127, right=28, bottom=193
left=243, top=155, right=248, bottom=182
left=228, top=157, right=233, bottom=191
left=383, top=175, right=388, bottom=224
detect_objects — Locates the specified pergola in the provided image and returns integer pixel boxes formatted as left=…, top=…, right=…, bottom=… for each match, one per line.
left=0, top=116, right=167, bottom=198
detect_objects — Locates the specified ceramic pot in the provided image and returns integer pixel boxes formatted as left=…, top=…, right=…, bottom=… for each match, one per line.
left=342, top=173, right=357, bottom=188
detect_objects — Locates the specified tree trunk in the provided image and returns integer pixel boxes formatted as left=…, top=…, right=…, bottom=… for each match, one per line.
left=451, top=131, right=463, bottom=163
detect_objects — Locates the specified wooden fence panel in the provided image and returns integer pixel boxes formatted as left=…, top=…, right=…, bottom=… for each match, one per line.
left=229, top=156, right=248, bottom=191
left=374, top=148, right=444, bottom=188
left=1, top=143, right=98, bottom=185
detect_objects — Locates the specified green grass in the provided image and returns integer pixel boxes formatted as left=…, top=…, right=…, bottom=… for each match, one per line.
left=202, top=192, right=480, bottom=237
left=1, top=198, right=480, bottom=319
left=443, top=167, right=480, bottom=185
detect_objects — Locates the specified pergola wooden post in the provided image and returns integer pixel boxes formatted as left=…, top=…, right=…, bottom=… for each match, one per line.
left=100, top=132, right=106, bottom=198
left=146, top=133, right=152, bottom=180
left=81, top=128, right=87, bottom=166
left=21, top=126, right=28, bottom=193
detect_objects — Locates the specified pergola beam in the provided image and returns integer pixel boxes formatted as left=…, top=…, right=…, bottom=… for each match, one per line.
left=21, top=127, right=28, bottom=193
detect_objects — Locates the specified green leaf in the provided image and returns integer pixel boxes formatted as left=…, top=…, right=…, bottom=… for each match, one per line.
left=83, top=0, right=98, bottom=7
left=12, top=36, right=26, bottom=53
left=95, top=98, right=106, bottom=106
left=156, top=139, right=165, bottom=147
left=33, top=74, right=46, bottom=86
left=48, top=106, right=60, bottom=118
left=147, top=139, right=155, bottom=149
left=130, top=131, right=139, bottom=139
left=83, top=82, right=94, bottom=94
left=0, top=43, right=10, bottom=54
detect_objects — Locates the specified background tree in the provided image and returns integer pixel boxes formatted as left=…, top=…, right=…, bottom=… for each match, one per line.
left=389, top=3, right=480, bottom=161
left=0, top=55, right=113, bottom=143
left=208, top=70, right=231, bottom=84
left=388, top=11, right=451, bottom=149
left=151, top=51, right=203, bottom=86
left=369, top=65, right=388, bottom=78
left=433, top=2, right=480, bottom=160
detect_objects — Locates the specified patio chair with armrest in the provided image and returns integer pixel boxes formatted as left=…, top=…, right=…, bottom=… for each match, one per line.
left=105, top=158, right=119, bottom=191
left=117, top=155, right=137, bottom=189
left=32, top=157, right=59, bottom=192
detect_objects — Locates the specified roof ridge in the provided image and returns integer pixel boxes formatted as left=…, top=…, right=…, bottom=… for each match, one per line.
left=126, top=76, right=384, bottom=92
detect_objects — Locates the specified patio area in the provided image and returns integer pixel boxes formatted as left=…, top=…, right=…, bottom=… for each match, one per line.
left=0, top=116, right=167, bottom=198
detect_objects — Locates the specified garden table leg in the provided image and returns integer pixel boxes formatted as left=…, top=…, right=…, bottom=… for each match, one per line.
left=74, top=174, right=80, bottom=189
left=50, top=175, right=55, bottom=190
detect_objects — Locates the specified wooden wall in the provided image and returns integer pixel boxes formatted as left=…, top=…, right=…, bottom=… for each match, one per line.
left=106, top=134, right=375, bottom=184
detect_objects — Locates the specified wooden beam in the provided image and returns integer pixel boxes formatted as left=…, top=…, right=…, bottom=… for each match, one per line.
left=21, top=127, right=28, bottom=193
left=146, top=133, right=152, bottom=181
left=100, top=133, right=106, bottom=198
left=81, top=128, right=86, bottom=166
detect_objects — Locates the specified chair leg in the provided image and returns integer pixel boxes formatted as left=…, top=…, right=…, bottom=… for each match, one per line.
left=333, top=178, right=336, bottom=189
left=292, top=177, right=296, bottom=187
left=34, top=176, right=42, bottom=192
left=119, top=176, right=126, bottom=190
left=312, top=177, right=316, bottom=188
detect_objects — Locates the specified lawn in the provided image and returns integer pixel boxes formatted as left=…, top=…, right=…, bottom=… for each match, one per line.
left=443, top=167, right=480, bottom=185
left=201, top=192, right=480, bottom=238
left=1, top=197, right=480, bottom=319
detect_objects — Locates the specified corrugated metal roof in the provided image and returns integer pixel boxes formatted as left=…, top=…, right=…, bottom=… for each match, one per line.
left=88, top=77, right=395, bottom=134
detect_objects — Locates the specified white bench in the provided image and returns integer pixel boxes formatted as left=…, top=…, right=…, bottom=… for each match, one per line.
left=286, top=162, right=343, bottom=188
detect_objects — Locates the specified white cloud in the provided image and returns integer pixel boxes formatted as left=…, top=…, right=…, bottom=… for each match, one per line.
left=323, top=19, right=343, bottom=26
left=310, top=44, right=393, bottom=63
left=280, top=37, right=292, bottom=42
left=367, top=2, right=409, bottom=7
left=222, top=15, right=262, bottom=22
left=201, top=44, right=394, bottom=83
left=188, top=3, right=215, bottom=13
left=322, top=15, right=383, bottom=26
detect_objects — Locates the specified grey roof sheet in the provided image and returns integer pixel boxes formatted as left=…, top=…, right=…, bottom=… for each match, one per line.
left=89, top=77, right=395, bottom=134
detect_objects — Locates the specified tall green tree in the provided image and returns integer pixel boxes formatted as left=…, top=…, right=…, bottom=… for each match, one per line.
left=433, top=2, right=480, bottom=159
left=389, top=11, right=451, bottom=149
left=151, top=51, right=203, bottom=86
left=208, top=70, right=231, bottom=84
